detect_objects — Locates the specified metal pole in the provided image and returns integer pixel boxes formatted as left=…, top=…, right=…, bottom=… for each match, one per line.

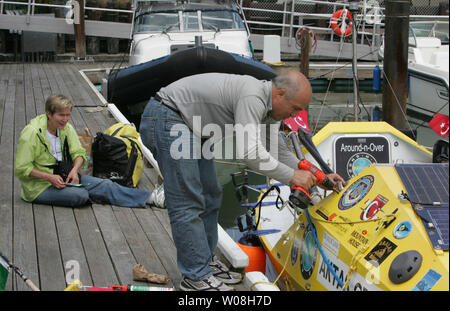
left=382, top=0, right=410, bottom=130
left=349, top=0, right=359, bottom=121
left=352, top=27, right=359, bottom=120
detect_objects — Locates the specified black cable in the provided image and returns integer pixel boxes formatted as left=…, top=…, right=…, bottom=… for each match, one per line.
left=252, top=185, right=284, bottom=230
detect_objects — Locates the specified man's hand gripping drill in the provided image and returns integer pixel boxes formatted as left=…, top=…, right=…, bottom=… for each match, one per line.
left=289, top=160, right=345, bottom=210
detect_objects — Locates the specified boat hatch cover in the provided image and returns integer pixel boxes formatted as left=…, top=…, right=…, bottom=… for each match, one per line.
left=395, top=163, right=449, bottom=251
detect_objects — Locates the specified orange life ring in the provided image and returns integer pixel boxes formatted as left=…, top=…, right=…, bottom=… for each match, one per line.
left=330, top=9, right=353, bottom=37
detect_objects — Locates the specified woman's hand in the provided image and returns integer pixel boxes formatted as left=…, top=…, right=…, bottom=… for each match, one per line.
left=47, top=174, right=66, bottom=189
left=30, top=168, right=66, bottom=188
left=65, top=156, right=83, bottom=184
left=65, top=168, right=80, bottom=184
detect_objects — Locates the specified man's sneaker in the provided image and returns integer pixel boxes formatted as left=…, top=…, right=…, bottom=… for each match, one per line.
left=147, top=184, right=165, bottom=208
left=179, top=275, right=234, bottom=291
left=210, top=256, right=243, bottom=285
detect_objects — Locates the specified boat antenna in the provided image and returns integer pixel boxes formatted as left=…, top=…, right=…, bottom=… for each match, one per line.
left=348, top=0, right=360, bottom=121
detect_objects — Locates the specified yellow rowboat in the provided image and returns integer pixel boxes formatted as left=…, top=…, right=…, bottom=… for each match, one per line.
left=254, top=122, right=448, bottom=291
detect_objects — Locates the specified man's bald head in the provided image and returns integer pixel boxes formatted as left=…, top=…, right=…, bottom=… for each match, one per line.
left=270, top=71, right=312, bottom=121
left=272, top=71, right=312, bottom=101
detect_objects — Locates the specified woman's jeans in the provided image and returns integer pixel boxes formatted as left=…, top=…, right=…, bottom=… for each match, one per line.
left=139, top=98, right=223, bottom=281
left=34, top=174, right=150, bottom=208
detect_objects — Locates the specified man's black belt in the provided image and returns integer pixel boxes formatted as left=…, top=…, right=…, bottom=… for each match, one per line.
left=154, top=94, right=180, bottom=114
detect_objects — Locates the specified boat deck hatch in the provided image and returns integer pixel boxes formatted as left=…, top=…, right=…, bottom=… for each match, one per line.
left=395, top=163, right=449, bottom=250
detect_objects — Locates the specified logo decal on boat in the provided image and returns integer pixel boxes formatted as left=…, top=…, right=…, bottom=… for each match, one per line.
left=300, top=225, right=318, bottom=280
left=364, top=237, right=397, bottom=267
left=322, top=232, right=340, bottom=257
left=291, top=236, right=300, bottom=267
left=338, top=175, right=375, bottom=210
left=346, top=153, right=377, bottom=178
left=348, top=230, right=369, bottom=249
left=393, top=221, right=412, bottom=239
left=360, top=194, right=389, bottom=220
left=412, top=269, right=442, bottom=291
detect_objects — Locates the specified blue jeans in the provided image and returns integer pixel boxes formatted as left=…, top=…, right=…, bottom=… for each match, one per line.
left=34, top=174, right=150, bottom=208
left=139, top=98, right=223, bottom=281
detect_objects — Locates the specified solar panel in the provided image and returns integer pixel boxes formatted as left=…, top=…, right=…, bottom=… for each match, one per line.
left=396, top=164, right=449, bottom=251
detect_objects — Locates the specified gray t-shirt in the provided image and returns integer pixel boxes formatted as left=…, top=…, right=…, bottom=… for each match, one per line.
left=157, top=73, right=299, bottom=185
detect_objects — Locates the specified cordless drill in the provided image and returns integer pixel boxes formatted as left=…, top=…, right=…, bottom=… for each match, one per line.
left=289, top=160, right=335, bottom=209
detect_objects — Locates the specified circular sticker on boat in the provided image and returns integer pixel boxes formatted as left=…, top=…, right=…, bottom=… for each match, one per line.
left=346, top=153, right=377, bottom=178
left=291, top=236, right=300, bottom=267
left=300, top=225, right=317, bottom=280
left=393, top=221, right=412, bottom=239
left=338, top=175, right=375, bottom=211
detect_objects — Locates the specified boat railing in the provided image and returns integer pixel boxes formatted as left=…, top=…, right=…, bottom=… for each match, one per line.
left=238, top=0, right=449, bottom=58
left=0, top=0, right=134, bottom=19
left=1, top=0, right=448, bottom=57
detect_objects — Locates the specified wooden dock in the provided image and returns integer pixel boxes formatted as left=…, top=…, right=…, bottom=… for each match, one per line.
left=0, top=62, right=182, bottom=291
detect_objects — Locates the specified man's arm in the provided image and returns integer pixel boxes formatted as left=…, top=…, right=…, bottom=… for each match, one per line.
left=234, top=97, right=316, bottom=187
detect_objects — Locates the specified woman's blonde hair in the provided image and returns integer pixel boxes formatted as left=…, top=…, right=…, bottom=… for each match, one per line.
left=45, top=94, right=74, bottom=114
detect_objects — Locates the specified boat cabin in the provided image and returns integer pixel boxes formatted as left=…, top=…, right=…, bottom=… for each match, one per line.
left=130, top=0, right=252, bottom=65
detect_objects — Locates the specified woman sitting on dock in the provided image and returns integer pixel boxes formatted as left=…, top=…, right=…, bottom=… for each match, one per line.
left=14, top=94, right=163, bottom=208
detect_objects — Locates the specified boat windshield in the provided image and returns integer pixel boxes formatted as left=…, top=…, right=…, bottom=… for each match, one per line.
left=201, top=10, right=245, bottom=30
left=134, top=9, right=245, bottom=33
left=134, top=12, right=179, bottom=33
left=409, top=22, right=449, bottom=46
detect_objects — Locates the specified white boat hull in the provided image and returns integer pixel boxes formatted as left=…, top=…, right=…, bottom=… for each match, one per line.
left=408, top=66, right=449, bottom=117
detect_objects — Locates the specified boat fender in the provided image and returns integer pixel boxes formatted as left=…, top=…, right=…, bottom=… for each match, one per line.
left=388, top=250, right=422, bottom=284
left=237, top=235, right=266, bottom=273
left=373, top=65, right=381, bottom=92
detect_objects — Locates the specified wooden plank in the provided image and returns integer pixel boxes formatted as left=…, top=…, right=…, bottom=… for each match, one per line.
left=92, top=204, right=138, bottom=285
left=12, top=198, right=38, bottom=291
left=36, top=63, right=52, bottom=101
left=86, top=107, right=111, bottom=132
left=30, top=64, right=45, bottom=114
left=12, top=63, right=39, bottom=292
left=70, top=107, right=90, bottom=133
left=0, top=64, right=17, bottom=291
left=60, top=64, right=96, bottom=107
left=74, top=205, right=119, bottom=286
left=33, top=204, right=66, bottom=291
left=153, top=208, right=173, bottom=241
left=111, top=205, right=173, bottom=286
left=23, top=64, right=37, bottom=122
left=48, top=63, right=74, bottom=102
left=0, top=64, right=9, bottom=131
left=0, top=64, right=13, bottom=291
left=64, top=64, right=97, bottom=106
left=42, top=63, right=62, bottom=95
left=53, top=63, right=85, bottom=108
left=70, top=64, right=102, bottom=106
left=14, top=63, right=26, bottom=139
left=78, top=107, right=108, bottom=137
left=53, top=206, right=93, bottom=287
left=133, top=208, right=181, bottom=285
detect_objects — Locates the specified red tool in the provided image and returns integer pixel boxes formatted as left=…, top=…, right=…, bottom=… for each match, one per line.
left=297, top=160, right=335, bottom=190
left=289, top=160, right=335, bottom=209
left=289, top=185, right=312, bottom=210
